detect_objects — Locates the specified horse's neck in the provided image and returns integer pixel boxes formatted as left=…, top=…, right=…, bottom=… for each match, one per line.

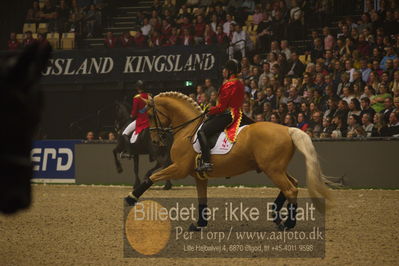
left=159, top=98, right=201, bottom=138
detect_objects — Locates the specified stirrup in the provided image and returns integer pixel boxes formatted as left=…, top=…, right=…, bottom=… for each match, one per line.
left=195, top=162, right=213, bottom=172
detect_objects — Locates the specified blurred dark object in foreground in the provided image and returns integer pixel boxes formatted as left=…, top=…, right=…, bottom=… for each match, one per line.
left=0, top=43, right=51, bottom=214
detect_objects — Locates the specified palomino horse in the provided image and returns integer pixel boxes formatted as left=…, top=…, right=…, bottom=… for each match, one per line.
left=126, top=92, right=332, bottom=230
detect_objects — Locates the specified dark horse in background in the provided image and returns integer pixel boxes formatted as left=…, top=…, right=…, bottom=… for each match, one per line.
left=0, top=43, right=51, bottom=214
left=112, top=100, right=173, bottom=190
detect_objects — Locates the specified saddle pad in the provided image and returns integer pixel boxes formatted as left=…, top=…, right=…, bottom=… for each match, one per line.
left=193, top=125, right=247, bottom=155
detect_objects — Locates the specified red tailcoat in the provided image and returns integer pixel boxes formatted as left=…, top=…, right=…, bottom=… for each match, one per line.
left=131, top=93, right=150, bottom=134
left=208, top=75, right=245, bottom=143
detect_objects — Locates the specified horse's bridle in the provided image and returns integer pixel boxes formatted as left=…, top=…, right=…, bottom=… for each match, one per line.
left=148, top=100, right=206, bottom=142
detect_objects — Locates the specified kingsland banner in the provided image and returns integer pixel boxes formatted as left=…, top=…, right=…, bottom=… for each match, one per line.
left=40, top=45, right=224, bottom=84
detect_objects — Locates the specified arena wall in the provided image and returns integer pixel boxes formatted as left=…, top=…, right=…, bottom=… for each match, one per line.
left=75, top=139, right=399, bottom=188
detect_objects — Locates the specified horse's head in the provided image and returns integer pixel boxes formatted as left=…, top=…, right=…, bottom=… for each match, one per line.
left=0, top=42, right=51, bottom=214
left=147, top=98, right=171, bottom=146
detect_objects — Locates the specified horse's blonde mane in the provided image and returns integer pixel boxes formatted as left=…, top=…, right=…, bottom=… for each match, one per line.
left=155, top=91, right=203, bottom=113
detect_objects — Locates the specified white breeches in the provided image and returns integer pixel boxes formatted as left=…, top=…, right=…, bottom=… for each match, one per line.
left=122, top=121, right=138, bottom=143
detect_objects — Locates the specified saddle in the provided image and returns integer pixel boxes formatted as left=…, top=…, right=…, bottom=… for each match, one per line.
left=193, top=114, right=255, bottom=155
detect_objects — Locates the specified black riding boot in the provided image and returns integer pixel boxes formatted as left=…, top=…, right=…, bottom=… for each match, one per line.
left=196, top=131, right=213, bottom=172
left=122, top=134, right=132, bottom=156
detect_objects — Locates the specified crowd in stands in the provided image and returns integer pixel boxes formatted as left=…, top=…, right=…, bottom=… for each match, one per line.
left=6, top=0, right=399, bottom=139
left=7, top=0, right=113, bottom=50
left=144, top=0, right=398, bottom=139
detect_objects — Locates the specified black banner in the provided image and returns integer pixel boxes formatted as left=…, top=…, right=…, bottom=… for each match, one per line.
left=40, top=45, right=224, bottom=84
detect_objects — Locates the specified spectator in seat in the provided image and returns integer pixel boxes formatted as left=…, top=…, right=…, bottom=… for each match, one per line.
left=357, top=34, right=371, bottom=58
left=360, top=97, right=376, bottom=118
left=164, top=27, right=179, bottom=46
left=309, top=111, right=323, bottom=137
left=323, top=26, right=335, bottom=51
left=242, top=102, right=253, bottom=118
left=287, top=51, right=305, bottom=77
left=37, top=33, right=49, bottom=47
left=342, top=86, right=355, bottom=104
left=8, top=33, right=20, bottom=50
left=331, top=113, right=348, bottom=138
left=203, top=78, right=216, bottom=97
left=57, top=0, right=71, bottom=33
left=229, top=23, right=249, bottom=59
left=84, top=4, right=102, bottom=37
left=287, top=0, right=304, bottom=42
left=371, top=112, right=387, bottom=137
left=270, top=113, right=281, bottom=124
left=324, top=98, right=338, bottom=119
left=149, top=30, right=164, bottom=47
left=371, top=84, right=392, bottom=112
left=347, top=114, right=361, bottom=137
left=384, top=111, right=399, bottom=136
left=141, top=18, right=152, bottom=36
left=393, top=96, right=399, bottom=113
left=134, top=30, right=147, bottom=48
left=360, top=59, right=372, bottom=83
left=161, top=19, right=172, bottom=39
left=104, top=31, right=118, bottom=48
left=296, top=112, right=309, bottom=131
left=203, top=24, right=216, bottom=45
left=23, top=31, right=36, bottom=47
left=380, top=46, right=397, bottom=71
left=361, top=113, right=374, bottom=137
left=86, top=131, right=95, bottom=141
left=180, top=28, right=194, bottom=46
left=223, top=14, right=235, bottom=36
left=320, top=116, right=333, bottom=138
left=194, top=15, right=206, bottom=44
left=215, top=25, right=229, bottom=46
left=120, top=32, right=133, bottom=48
left=283, top=114, right=296, bottom=127
left=381, top=97, right=394, bottom=123
left=41, top=0, right=57, bottom=31
left=311, top=38, right=324, bottom=63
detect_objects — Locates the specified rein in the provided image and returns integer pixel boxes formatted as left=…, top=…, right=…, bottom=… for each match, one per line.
left=149, top=102, right=206, bottom=137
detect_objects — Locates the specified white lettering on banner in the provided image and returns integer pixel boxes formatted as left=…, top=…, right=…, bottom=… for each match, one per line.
left=31, top=148, right=42, bottom=171
left=102, top=57, right=114, bottom=73
left=57, top=148, right=73, bottom=171
left=42, top=57, right=114, bottom=76
left=42, top=148, right=57, bottom=171
left=42, top=53, right=216, bottom=77
left=30, top=148, right=74, bottom=172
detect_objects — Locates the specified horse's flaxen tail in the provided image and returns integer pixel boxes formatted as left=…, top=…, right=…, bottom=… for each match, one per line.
left=288, top=128, right=332, bottom=210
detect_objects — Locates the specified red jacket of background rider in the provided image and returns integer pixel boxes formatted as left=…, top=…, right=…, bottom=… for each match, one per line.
left=131, top=93, right=150, bottom=134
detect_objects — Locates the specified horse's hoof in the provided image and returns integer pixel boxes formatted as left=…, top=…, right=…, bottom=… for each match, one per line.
left=163, top=182, right=172, bottom=190
left=278, top=220, right=296, bottom=231
left=273, top=217, right=282, bottom=225
left=188, top=223, right=206, bottom=232
left=124, top=196, right=137, bottom=206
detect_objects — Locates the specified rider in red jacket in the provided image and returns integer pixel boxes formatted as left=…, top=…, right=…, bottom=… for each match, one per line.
left=196, top=59, right=245, bottom=172
left=122, top=81, right=150, bottom=145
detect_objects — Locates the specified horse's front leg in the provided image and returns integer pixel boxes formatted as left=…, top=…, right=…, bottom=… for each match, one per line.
left=133, top=154, right=140, bottom=189
left=189, top=177, right=208, bottom=231
left=125, top=163, right=188, bottom=206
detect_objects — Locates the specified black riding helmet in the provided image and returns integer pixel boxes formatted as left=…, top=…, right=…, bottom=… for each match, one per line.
left=224, top=59, right=240, bottom=75
left=135, top=80, right=145, bottom=92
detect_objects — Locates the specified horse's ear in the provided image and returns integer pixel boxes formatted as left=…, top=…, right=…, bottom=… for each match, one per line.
left=147, top=97, right=154, bottom=107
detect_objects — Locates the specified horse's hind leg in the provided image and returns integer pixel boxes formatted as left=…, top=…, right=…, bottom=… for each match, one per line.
left=266, top=170, right=298, bottom=230
left=189, top=177, right=208, bottom=231
left=113, top=137, right=125, bottom=173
